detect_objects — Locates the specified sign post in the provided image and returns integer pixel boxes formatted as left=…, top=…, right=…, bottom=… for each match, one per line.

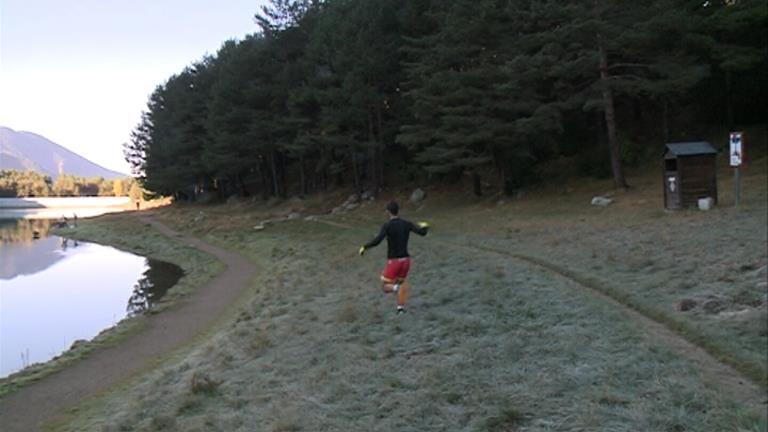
left=729, top=132, right=743, bottom=207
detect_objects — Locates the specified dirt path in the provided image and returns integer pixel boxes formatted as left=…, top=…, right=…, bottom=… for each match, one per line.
left=0, top=217, right=256, bottom=432
left=465, top=244, right=767, bottom=417
left=317, top=217, right=767, bottom=418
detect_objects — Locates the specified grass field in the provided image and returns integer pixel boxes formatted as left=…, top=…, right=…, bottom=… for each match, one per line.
left=55, top=155, right=767, bottom=431
left=423, top=158, right=768, bottom=386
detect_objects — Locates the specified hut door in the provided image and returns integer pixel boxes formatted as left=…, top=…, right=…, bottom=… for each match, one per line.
left=664, top=158, right=680, bottom=209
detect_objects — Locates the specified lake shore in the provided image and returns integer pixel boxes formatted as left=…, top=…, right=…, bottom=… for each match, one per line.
left=0, top=197, right=131, bottom=209
left=0, top=213, right=223, bottom=400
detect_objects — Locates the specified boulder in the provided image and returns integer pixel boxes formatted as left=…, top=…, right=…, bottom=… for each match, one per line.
left=226, top=194, right=243, bottom=205
left=676, top=298, right=697, bottom=312
left=287, top=212, right=301, bottom=220
left=344, top=202, right=360, bottom=211
left=361, top=190, right=374, bottom=201
left=702, top=298, right=726, bottom=314
left=591, top=196, right=613, bottom=206
left=410, top=188, right=426, bottom=203
left=346, top=193, right=360, bottom=204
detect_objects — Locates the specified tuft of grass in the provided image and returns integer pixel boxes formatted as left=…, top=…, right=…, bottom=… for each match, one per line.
left=190, top=371, right=220, bottom=395
left=483, top=408, right=525, bottom=432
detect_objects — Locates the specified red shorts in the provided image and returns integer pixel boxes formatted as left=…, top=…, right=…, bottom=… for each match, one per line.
left=381, top=257, right=411, bottom=282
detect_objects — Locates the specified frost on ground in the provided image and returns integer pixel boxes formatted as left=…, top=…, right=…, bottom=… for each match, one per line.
left=66, top=215, right=764, bottom=432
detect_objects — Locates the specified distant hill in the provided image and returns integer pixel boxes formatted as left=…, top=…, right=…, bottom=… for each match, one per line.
left=0, top=126, right=126, bottom=179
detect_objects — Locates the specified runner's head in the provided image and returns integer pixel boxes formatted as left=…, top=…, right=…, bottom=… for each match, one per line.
left=386, top=200, right=399, bottom=217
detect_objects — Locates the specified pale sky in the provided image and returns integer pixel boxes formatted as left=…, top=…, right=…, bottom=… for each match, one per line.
left=0, top=0, right=267, bottom=174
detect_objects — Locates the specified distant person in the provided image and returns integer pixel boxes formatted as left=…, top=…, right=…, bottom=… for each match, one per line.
left=73, top=213, right=77, bottom=227
left=136, top=201, right=140, bottom=211
left=359, top=200, right=430, bottom=314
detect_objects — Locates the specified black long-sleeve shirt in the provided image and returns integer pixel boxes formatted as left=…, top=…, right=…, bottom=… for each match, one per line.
left=364, top=217, right=428, bottom=258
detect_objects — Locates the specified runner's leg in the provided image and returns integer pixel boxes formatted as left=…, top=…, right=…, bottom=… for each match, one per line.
left=396, top=279, right=408, bottom=307
left=396, top=258, right=411, bottom=309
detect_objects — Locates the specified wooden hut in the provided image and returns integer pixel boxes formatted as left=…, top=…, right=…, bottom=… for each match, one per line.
left=663, top=142, right=718, bottom=210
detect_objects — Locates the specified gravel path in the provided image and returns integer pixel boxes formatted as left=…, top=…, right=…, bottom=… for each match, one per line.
left=0, top=217, right=256, bottom=431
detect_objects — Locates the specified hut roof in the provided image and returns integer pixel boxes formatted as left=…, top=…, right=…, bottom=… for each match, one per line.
left=665, top=141, right=717, bottom=156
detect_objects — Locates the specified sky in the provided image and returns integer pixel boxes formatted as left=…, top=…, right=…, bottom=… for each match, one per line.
left=0, top=0, right=268, bottom=174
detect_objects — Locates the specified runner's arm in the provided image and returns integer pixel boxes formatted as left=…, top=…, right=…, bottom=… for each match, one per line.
left=410, top=220, right=429, bottom=236
left=363, top=224, right=387, bottom=248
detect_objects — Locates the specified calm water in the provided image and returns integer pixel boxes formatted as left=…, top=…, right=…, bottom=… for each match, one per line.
left=0, top=217, right=183, bottom=378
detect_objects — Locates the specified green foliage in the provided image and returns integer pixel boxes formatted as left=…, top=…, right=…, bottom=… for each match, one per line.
left=0, top=170, right=134, bottom=197
left=127, top=0, right=766, bottom=198
left=0, top=170, right=52, bottom=197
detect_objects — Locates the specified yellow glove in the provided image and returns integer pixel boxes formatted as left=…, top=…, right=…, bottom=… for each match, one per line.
left=418, top=221, right=431, bottom=229
left=359, top=245, right=366, bottom=256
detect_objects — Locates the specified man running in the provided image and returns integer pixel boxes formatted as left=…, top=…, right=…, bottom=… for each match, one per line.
left=359, top=200, right=430, bottom=314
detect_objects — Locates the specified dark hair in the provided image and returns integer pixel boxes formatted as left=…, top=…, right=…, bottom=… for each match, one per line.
left=386, top=200, right=399, bottom=215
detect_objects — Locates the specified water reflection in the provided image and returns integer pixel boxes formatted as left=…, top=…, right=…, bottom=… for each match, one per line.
left=0, top=218, right=184, bottom=378
left=0, top=218, right=52, bottom=242
left=0, top=220, right=62, bottom=279
left=126, top=260, right=185, bottom=316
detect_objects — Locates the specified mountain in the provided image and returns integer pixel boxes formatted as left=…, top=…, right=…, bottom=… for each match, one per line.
left=0, top=126, right=126, bottom=179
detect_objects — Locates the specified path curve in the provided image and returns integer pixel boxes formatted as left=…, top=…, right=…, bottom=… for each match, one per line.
left=0, top=217, right=256, bottom=431
left=316, top=217, right=767, bottom=418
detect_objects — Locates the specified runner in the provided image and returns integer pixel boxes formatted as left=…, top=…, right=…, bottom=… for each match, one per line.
left=359, top=200, right=430, bottom=314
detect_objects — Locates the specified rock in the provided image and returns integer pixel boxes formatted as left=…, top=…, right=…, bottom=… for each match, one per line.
left=346, top=193, right=360, bottom=204
left=361, top=190, right=374, bottom=201
left=253, top=224, right=266, bottom=231
left=226, top=194, right=243, bottom=204
left=197, top=192, right=216, bottom=204
left=304, top=215, right=318, bottom=221
left=702, top=298, right=726, bottom=314
left=676, top=299, right=697, bottom=312
left=410, top=188, right=426, bottom=203
left=331, top=206, right=344, bottom=215
left=193, top=211, right=206, bottom=222
left=591, top=196, right=613, bottom=206
left=287, top=212, right=301, bottom=220
left=344, top=202, right=359, bottom=211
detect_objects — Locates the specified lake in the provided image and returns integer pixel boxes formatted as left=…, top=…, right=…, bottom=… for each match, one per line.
left=0, top=213, right=183, bottom=378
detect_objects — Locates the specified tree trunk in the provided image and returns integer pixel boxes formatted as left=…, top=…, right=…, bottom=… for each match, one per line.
left=725, top=70, right=734, bottom=130
left=662, top=98, right=669, bottom=143
left=299, top=154, right=307, bottom=197
left=270, top=151, right=280, bottom=197
left=238, top=174, right=249, bottom=197
left=598, top=40, right=628, bottom=189
left=499, top=160, right=508, bottom=195
left=349, top=144, right=361, bottom=193
left=278, top=152, right=287, bottom=198
left=472, top=171, right=482, bottom=196
left=260, top=159, right=270, bottom=200
left=376, top=104, right=385, bottom=192
left=368, top=109, right=378, bottom=194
